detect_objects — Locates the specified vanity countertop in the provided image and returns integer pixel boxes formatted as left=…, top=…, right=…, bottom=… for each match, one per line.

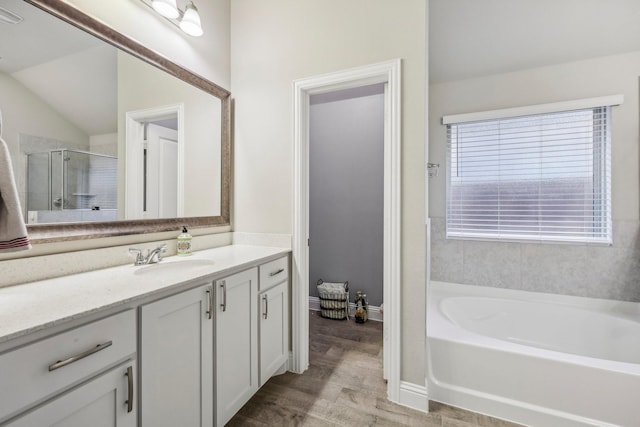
left=0, top=245, right=289, bottom=345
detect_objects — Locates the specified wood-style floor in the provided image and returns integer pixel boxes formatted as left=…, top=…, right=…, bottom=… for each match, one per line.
left=227, top=311, right=524, bottom=427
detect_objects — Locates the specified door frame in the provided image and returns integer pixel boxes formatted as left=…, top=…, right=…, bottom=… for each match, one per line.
left=291, top=59, right=402, bottom=402
left=124, top=104, right=184, bottom=219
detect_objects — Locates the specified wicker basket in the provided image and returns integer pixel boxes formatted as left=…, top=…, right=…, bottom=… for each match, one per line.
left=316, top=279, right=349, bottom=320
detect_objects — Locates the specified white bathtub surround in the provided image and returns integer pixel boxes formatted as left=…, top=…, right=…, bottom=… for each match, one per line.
left=429, top=217, right=640, bottom=302
left=427, top=281, right=640, bottom=427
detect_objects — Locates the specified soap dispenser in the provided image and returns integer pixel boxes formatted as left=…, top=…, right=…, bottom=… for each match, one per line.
left=177, top=226, right=192, bottom=256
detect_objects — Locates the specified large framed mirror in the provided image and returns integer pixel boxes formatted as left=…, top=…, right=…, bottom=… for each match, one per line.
left=0, top=0, right=230, bottom=243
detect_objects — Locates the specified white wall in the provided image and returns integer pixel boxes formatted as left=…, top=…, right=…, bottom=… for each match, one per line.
left=429, top=51, right=640, bottom=302
left=90, top=133, right=117, bottom=156
left=11, top=44, right=117, bottom=136
left=231, top=0, right=427, bottom=384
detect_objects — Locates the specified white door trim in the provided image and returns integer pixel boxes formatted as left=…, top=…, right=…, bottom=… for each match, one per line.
left=124, top=104, right=185, bottom=219
left=291, top=59, right=402, bottom=402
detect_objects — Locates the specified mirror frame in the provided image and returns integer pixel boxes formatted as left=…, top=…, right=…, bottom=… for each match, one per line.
left=22, top=0, right=231, bottom=244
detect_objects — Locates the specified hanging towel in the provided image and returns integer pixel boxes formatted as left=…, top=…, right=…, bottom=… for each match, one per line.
left=0, top=113, right=31, bottom=252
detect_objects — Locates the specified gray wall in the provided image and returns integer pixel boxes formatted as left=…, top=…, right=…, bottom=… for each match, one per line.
left=309, top=85, right=384, bottom=306
left=429, top=51, right=640, bottom=303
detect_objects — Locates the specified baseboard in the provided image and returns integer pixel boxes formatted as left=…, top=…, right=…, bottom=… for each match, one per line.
left=398, top=381, right=429, bottom=413
left=308, top=296, right=383, bottom=322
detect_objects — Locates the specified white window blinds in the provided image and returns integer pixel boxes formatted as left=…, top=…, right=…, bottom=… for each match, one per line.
left=445, top=101, right=615, bottom=244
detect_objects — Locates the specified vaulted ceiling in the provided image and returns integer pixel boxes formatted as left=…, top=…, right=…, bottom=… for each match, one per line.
left=0, top=0, right=116, bottom=136
left=429, top=0, right=640, bottom=83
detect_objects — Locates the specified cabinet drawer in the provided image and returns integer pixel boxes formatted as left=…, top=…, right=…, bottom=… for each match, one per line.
left=0, top=310, right=136, bottom=422
left=258, top=256, right=288, bottom=291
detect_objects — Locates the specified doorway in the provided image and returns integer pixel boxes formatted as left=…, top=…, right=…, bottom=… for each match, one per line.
left=125, top=104, right=184, bottom=219
left=308, top=83, right=385, bottom=320
left=144, top=123, right=178, bottom=218
left=292, top=59, right=402, bottom=402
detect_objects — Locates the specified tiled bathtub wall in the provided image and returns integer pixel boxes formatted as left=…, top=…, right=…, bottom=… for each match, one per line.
left=429, top=217, right=640, bottom=302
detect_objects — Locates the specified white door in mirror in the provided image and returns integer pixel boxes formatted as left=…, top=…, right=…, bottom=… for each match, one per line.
left=125, top=105, right=184, bottom=221
left=145, top=123, right=178, bottom=219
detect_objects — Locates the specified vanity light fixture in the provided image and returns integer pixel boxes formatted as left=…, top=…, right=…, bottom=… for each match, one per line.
left=179, top=2, right=203, bottom=37
left=152, top=0, right=180, bottom=19
left=140, top=0, right=203, bottom=37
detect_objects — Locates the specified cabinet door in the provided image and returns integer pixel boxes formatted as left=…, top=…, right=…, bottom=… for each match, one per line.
left=140, top=284, right=214, bottom=427
left=215, top=268, right=258, bottom=427
left=7, top=362, right=136, bottom=427
left=259, top=281, right=289, bottom=386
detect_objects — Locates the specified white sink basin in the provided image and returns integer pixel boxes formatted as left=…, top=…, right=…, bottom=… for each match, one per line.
left=133, top=258, right=215, bottom=276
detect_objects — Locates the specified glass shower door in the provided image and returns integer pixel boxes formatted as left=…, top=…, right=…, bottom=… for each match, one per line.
left=26, top=152, right=51, bottom=211
left=50, top=150, right=64, bottom=209
left=62, top=150, right=91, bottom=209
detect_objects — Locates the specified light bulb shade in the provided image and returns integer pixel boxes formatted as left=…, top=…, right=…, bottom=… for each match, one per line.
left=179, top=2, right=203, bottom=37
left=152, top=0, right=179, bottom=19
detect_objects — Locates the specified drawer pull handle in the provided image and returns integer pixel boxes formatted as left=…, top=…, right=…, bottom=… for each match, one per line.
left=206, top=287, right=213, bottom=320
left=48, top=341, right=113, bottom=371
left=125, top=366, right=134, bottom=413
left=220, top=281, right=227, bottom=312
left=263, top=295, right=268, bottom=319
left=269, top=268, right=285, bottom=277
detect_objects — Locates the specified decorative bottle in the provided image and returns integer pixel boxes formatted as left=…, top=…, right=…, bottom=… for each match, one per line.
left=177, top=226, right=192, bottom=256
left=354, top=290, right=368, bottom=323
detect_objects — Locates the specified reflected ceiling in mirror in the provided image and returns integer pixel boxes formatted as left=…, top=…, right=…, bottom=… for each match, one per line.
left=0, top=0, right=230, bottom=243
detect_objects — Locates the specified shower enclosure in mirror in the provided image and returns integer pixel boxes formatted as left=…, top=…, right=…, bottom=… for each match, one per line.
left=26, top=147, right=117, bottom=224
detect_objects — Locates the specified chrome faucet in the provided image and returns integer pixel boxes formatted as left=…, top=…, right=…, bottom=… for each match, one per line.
left=129, top=244, right=168, bottom=266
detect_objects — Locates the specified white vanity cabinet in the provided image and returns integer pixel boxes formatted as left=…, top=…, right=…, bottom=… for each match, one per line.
left=0, top=246, right=291, bottom=427
left=214, top=267, right=259, bottom=427
left=214, top=256, right=290, bottom=425
left=258, top=256, right=289, bottom=386
left=0, top=310, right=136, bottom=426
left=140, top=283, right=214, bottom=427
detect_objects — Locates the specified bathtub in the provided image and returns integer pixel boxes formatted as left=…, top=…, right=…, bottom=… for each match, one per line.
left=427, top=281, right=640, bottom=427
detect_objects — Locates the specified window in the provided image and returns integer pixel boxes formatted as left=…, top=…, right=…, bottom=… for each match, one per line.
left=444, top=96, right=621, bottom=244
